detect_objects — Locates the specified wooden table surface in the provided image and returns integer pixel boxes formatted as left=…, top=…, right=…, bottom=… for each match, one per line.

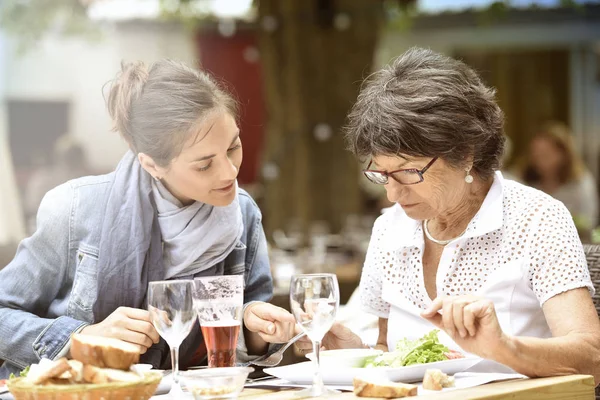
left=237, top=375, right=595, bottom=399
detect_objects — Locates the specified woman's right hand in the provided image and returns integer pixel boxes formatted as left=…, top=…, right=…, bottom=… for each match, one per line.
left=80, top=307, right=160, bottom=354
left=295, top=322, right=364, bottom=353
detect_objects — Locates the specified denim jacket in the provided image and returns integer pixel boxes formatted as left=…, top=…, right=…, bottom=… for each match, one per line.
left=0, top=172, right=273, bottom=378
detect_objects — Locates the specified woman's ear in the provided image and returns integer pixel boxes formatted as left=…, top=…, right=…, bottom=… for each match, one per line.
left=138, top=152, right=165, bottom=180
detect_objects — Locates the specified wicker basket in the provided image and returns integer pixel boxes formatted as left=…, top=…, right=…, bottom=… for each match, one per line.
left=7, top=371, right=162, bottom=400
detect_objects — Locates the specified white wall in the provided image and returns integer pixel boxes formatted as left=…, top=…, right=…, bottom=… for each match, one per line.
left=0, top=32, right=26, bottom=244
left=4, top=21, right=197, bottom=172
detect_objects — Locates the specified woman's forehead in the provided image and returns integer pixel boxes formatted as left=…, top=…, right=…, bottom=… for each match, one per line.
left=371, top=153, right=426, bottom=165
left=182, top=113, right=238, bottom=153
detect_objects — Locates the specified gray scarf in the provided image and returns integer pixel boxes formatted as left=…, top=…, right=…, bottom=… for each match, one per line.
left=93, top=151, right=163, bottom=323
left=151, top=179, right=243, bottom=279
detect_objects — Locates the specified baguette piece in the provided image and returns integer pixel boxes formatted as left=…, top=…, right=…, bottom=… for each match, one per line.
left=70, top=334, right=140, bottom=370
left=58, top=360, right=84, bottom=382
left=422, top=369, right=455, bottom=391
left=82, top=365, right=143, bottom=384
left=27, top=358, right=71, bottom=385
left=353, top=376, right=417, bottom=398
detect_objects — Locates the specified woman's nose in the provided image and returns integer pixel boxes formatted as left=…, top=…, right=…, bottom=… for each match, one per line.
left=221, top=157, right=239, bottom=181
left=385, top=180, right=406, bottom=203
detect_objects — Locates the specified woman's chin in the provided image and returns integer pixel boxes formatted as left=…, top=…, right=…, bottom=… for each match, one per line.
left=206, top=189, right=237, bottom=207
left=400, top=205, right=429, bottom=221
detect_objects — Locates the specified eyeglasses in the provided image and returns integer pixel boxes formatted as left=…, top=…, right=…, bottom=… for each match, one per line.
left=363, top=157, right=438, bottom=185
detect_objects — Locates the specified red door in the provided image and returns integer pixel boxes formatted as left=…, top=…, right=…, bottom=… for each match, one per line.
left=196, top=30, right=265, bottom=185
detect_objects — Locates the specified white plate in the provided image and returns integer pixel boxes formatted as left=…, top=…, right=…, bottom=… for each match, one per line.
left=306, top=349, right=383, bottom=368
left=264, top=357, right=482, bottom=385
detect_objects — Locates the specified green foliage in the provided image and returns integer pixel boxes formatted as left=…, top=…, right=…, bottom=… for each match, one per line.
left=592, top=226, right=600, bottom=244
left=0, top=0, right=101, bottom=53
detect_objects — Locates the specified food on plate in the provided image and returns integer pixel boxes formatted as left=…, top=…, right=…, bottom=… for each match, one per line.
left=422, top=368, right=455, bottom=391
left=70, top=333, right=140, bottom=370
left=445, top=349, right=465, bottom=360
left=353, top=376, right=417, bottom=398
left=364, top=330, right=464, bottom=368
left=306, top=348, right=384, bottom=368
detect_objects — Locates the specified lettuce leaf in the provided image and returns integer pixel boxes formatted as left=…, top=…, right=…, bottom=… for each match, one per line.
left=365, top=329, right=449, bottom=367
left=9, top=365, right=30, bottom=380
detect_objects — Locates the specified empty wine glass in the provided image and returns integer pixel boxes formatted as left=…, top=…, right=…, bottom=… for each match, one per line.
left=148, top=280, right=197, bottom=397
left=290, top=273, right=340, bottom=397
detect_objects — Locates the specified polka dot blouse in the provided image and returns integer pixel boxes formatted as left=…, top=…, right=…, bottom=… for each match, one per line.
left=360, top=172, right=594, bottom=319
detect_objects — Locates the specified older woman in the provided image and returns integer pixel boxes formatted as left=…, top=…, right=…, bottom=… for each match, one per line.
left=296, top=48, right=600, bottom=382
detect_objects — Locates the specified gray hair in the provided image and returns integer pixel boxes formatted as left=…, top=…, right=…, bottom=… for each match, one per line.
left=344, top=47, right=504, bottom=179
left=106, top=59, right=237, bottom=167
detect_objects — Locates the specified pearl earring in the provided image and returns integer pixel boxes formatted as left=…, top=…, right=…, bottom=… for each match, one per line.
left=465, top=167, right=474, bottom=184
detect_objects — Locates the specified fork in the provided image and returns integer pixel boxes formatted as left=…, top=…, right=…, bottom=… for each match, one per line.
left=249, top=331, right=306, bottom=367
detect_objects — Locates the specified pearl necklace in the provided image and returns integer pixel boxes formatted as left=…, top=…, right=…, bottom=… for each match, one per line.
left=423, top=219, right=467, bottom=246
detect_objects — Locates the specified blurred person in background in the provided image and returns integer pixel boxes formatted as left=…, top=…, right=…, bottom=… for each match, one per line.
left=499, top=135, right=518, bottom=181
left=518, top=121, right=599, bottom=239
left=0, top=59, right=295, bottom=379
left=24, top=135, right=91, bottom=233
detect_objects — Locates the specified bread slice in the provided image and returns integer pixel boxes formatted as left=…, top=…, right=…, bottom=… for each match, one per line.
left=422, top=369, right=455, bottom=391
left=27, top=358, right=71, bottom=385
left=70, top=334, right=140, bottom=370
left=82, top=365, right=142, bottom=384
left=353, top=376, right=417, bottom=398
left=58, top=360, right=84, bottom=382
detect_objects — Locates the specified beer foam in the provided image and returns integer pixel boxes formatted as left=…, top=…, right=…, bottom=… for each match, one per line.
left=200, top=320, right=241, bottom=327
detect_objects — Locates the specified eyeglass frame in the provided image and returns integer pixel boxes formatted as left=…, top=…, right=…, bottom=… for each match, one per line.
left=363, top=157, right=439, bottom=185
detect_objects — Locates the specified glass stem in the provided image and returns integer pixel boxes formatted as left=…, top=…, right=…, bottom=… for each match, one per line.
left=311, top=340, right=325, bottom=395
left=171, top=346, right=180, bottom=386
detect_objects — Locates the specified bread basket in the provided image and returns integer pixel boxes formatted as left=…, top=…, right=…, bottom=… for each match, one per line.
left=7, top=371, right=162, bottom=400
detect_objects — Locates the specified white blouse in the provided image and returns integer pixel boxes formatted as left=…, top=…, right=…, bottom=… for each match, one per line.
left=360, top=172, right=594, bottom=371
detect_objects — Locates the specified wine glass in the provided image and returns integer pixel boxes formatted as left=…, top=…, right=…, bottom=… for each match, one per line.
left=193, top=275, right=244, bottom=368
left=148, top=280, right=197, bottom=396
left=290, top=273, right=340, bottom=397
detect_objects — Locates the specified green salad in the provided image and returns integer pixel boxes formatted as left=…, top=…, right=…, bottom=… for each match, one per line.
left=9, top=365, right=29, bottom=380
left=365, top=330, right=450, bottom=368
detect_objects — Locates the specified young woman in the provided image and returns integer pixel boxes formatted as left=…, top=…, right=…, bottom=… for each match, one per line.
left=0, top=60, right=295, bottom=378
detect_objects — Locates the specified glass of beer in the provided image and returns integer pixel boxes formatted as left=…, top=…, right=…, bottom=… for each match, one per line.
left=193, top=275, right=244, bottom=368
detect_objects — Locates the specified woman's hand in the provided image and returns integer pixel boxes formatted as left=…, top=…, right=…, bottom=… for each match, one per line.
left=295, top=322, right=365, bottom=353
left=243, top=302, right=296, bottom=343
left=80, top=307, right=160, bottom=354
left=420, top=295, right=509, bottom=359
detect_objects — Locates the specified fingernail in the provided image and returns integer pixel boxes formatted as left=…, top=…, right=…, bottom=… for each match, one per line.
left=268, top=324, right=275, bottom=334
left=460, top=330, right=466, bottom=338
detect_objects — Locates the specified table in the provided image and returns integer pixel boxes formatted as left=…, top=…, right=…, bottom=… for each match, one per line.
left=235, top=375, right=595, bottom=399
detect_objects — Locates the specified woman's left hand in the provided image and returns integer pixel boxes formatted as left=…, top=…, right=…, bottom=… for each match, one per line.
left=243, top=302, right=297, bottom=343
left=420, top=295, right=510, bottom=359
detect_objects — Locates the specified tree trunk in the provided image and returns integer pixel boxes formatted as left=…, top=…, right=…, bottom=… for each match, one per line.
left=257, top=0, right=382, bottom=239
